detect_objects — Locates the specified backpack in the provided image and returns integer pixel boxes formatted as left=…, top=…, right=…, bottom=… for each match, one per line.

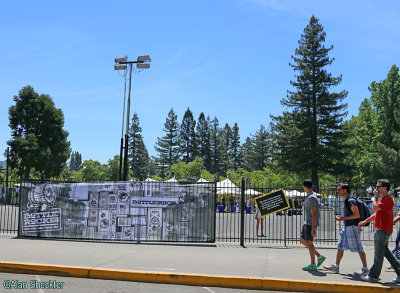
left=345, top=197, right=371, bottom=226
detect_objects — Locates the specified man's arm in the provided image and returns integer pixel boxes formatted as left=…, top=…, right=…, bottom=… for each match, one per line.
left=311, top=207, right=317, bottom=237
left=372, top=197, right=381, bottom=212
left=336, top=205, right=359, bottom=221
left=359, top=213, right=376, bottom=227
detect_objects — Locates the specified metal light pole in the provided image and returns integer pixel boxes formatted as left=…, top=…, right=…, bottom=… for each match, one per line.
left=114, top=55, right=151, bottom=181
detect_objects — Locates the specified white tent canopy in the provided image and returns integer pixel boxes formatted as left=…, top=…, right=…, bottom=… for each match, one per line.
left=145, top=177, right=157, bottom=182
left=284, top=190, right=306, bottom=197
left=245, top=189, right=261, bottom=196
left=216, top=178, right=240, bottom=195
left=197, top=178, right=210, bottom=183
left=165, top=176, right=178, bottom=183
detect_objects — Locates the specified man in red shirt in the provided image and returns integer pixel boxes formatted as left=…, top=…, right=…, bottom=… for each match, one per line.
left=359, top=179, right=400, bottom=283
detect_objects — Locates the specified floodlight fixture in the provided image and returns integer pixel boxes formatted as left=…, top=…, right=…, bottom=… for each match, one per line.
left=115, top=56, right=128, bottom=63
left=114, top=64, right=128, bottom=70
left=137, top=55, right=151, bottom=62
left=137, top=63, right=150, bottom=69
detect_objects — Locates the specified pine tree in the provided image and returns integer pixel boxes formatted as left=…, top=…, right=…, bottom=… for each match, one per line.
left=196, top=113, right=212, bottom=172
left=180, top=108, right=197, bottom=163
left=69, top=151, right=82, bottom=171
left=270, top=15, right=347, bottom=190
left=128, top=113, right=149, bottom=179
left=155, top=108, right=180, bottom=177
left=231, top=123, right=241, bottom=171
left=219, top=123, right=232, bottom=174
left=251, top=125, right=269, bottom=170
left=209, top=117, right=221, bottom=174
left=241, top=137, right=255, bottom=171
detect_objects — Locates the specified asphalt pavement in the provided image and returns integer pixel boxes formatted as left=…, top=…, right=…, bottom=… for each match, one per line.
left=1, top=234, right=400, bottom=292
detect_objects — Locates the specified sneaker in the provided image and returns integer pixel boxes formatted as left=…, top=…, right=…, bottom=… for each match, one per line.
left=302, top=264, right=318, bottom=271
left=323, top=264, right=339, bottom=273
left=317, top=255, right=326, bottom=267
left=354, top=267, right=369, bottom=277
left=361, top=275, right=380, bottom=283
left=261, top=233, right=265, bottom=237
left=393, top=276, right=400, bottom=283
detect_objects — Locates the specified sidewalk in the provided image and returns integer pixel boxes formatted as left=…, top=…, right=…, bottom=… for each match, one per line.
left=1, top=234, right=400, bottom=292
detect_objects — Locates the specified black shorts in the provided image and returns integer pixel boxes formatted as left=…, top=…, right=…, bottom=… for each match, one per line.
left=300, top=224, right=313, bottom=241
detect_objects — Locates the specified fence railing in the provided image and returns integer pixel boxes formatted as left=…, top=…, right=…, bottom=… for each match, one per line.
left=215, top=181, right=400, bottom=245
left=1, top=178, right=399, bottom=246
left=0, top=179, right=20, bottom=234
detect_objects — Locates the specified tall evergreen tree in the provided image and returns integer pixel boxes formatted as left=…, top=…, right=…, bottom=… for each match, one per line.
left=253, top=125, right=270, bottom=170
left=179, top=108, right=197, bottom=163
left=69, top=151, right=82, bottom=171
left=270, top=15, right=347, bottom=190
left=196, top=113, right=212, bottom=172
left=219, top=123, right=232, bottom=174
left=241, top=137, right=255, bottom=171
left=155, top=108, right=180, bottom=177
left=128, top=113, right=149, bottom=179
left=209, top=117, right=221, bottom=174
left=231, top=123, right=241, bottom=171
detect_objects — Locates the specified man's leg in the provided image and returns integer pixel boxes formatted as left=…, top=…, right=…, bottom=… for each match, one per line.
left=256, top=219, right=260, bottom=235
left=385, top=239, right=400, bottom=276
left=359, top=252, right=368, bottom=268
left=336, top=249, right=344, bottom=265
left=369, top=230, right=389, bottom=279
left=260, top=219, right=264, bottom=236
left=300, top=238, right=317, bottom=265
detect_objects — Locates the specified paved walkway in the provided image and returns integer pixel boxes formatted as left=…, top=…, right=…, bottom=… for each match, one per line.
left=1, top=235, right=400, bottom=292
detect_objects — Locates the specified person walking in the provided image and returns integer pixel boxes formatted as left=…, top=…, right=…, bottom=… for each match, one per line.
left=255, top=207, right=264, bottom=237
left=301, top=179, right=325, bottom=271
left=359, top=179, right=400, bottom=283
left=323, top=183, right=368, bottom=276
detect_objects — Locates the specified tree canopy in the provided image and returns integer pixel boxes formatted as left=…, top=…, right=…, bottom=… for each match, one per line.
left=7, top=86, right=70, bottom=178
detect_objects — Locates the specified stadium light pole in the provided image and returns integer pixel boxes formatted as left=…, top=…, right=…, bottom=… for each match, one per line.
left=114, top=55, right=151, bottom=181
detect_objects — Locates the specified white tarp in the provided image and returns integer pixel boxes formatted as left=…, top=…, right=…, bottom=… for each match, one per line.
left=245, top=189, right=261, bottom=196
left=216, top=178, right=240, bottom=195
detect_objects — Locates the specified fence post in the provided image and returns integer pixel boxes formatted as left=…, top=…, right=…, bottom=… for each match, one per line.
left=240, top=177, right=245, bottom=247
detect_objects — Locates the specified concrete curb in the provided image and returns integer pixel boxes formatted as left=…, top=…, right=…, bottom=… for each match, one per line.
left=1, top=262, right=399, bottom=292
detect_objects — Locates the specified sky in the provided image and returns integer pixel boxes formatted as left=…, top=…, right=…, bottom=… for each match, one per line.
left=1, top=0, right=399, bottom=164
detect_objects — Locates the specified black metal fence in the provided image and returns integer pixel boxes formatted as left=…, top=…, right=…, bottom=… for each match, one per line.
left=215, top=180, right=400, bottom=245
left=0, top=179, right=20, bottom=234
left=1, top=178, right=399, bottom=246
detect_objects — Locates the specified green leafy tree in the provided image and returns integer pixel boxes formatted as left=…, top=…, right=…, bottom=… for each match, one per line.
left=106, top=155, right=120, bottom=181
left=179, top=108, right=197, bottom=163
left=155, top=109, right=180, bottom=177
left=372, top=66, right=400, bottom=181
left=73, top=159, right=108, bottom=182
left=169, top=157, right=211, bottom=181
left=7, top=86, right=70, bottom=178
left=128, top=113, right=149, bottom=179
left=270, top=16, right=347, bottom=190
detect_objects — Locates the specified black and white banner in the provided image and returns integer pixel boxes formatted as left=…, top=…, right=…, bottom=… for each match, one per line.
left=19, top=181, right=215, bottom=242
